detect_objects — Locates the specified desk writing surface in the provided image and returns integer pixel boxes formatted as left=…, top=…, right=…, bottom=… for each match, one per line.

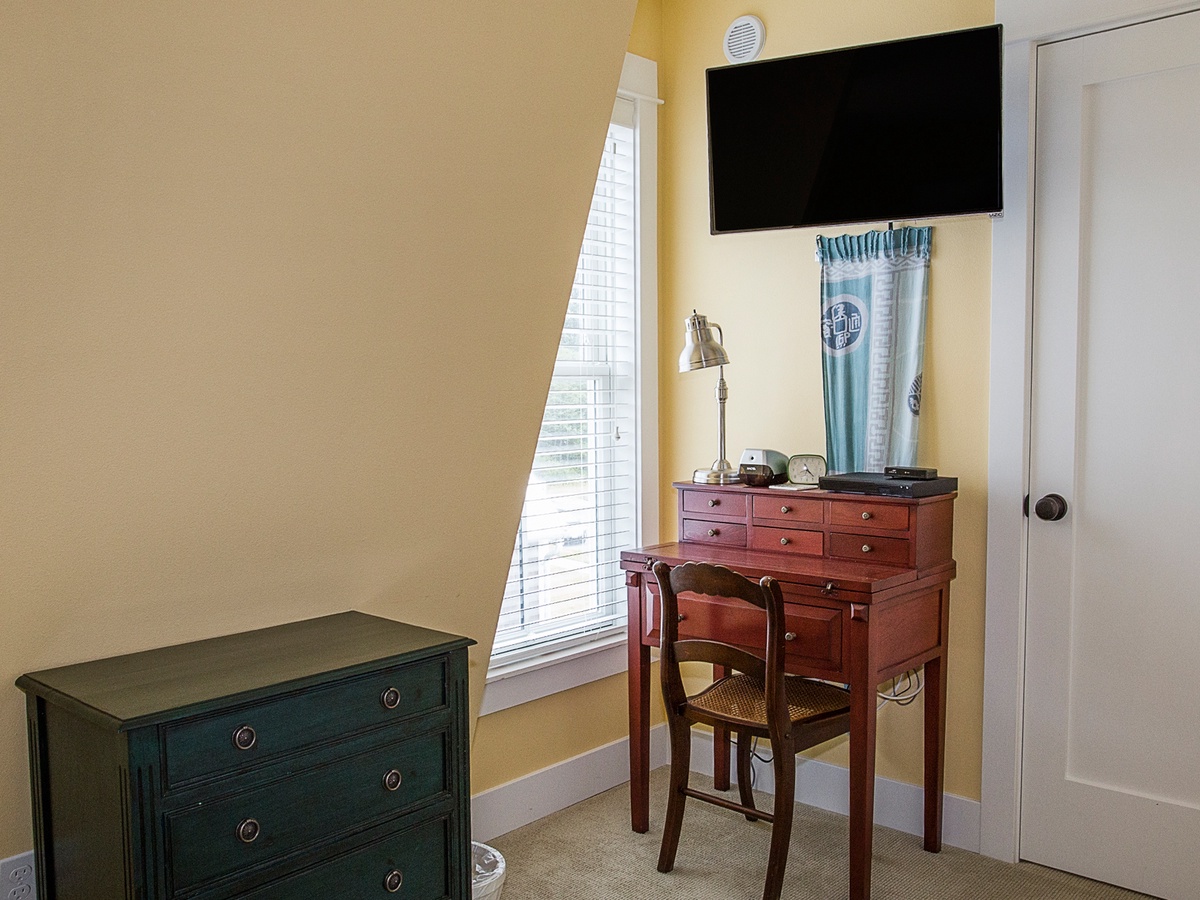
left=622, top=540, right=954, bottom=598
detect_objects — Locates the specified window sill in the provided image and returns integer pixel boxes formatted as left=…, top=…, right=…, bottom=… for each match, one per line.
left=479, top=633, right=628, bottom=716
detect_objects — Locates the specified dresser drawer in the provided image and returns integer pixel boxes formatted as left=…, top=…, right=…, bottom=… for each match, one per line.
left=829, top=531, right=911, bottom=566
left=751, top=495, right=824, bottom=525
left=167, top=729, right=447, bottom=891
left=829, top=500, right=911, bottom=531
left=682, top=489, right=747, bottom=518
left=239, top=815, right=449, bottom=900
left=748, top=526, right=822, bottom=556
left=681, top=518, right=747, bottom=547
left=163, top=657, right=446, bottom=788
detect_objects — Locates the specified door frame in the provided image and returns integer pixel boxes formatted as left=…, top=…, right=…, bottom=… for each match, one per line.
left=982, top=0, right=1200, bottom=863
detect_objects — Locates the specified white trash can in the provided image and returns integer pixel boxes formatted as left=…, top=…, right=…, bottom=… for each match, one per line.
left=472, top=841, right=505, bottom=900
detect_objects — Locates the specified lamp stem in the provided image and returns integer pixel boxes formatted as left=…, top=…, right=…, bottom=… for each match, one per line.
left=715, top=366, right=730, bottom=471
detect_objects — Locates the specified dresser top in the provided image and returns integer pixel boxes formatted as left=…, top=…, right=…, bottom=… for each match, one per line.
left=17, top=611, right=473, bottom=729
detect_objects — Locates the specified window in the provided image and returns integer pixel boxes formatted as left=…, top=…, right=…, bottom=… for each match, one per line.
left=484, top=55, right=658, bottom=708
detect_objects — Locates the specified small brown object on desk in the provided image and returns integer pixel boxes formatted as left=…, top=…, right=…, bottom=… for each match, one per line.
left=621, top=482, right=956, bottom=900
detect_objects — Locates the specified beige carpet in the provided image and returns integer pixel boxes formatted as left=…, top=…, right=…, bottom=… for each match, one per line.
left=488, top=768, right=1152, bottom=900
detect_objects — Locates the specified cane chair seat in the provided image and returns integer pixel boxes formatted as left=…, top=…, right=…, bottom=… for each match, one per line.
left=689, top=673, right=849, bottom=729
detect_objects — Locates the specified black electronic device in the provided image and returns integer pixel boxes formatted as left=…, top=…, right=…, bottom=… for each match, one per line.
left=706, top=24, right=1003, bottom=233
left=884, top=465, right=938, bottom=480
left=819, top=471, right=958, bottom=498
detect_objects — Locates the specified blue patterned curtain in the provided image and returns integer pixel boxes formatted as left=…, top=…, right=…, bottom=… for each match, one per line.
left=817, top=226, right=932, bottom=473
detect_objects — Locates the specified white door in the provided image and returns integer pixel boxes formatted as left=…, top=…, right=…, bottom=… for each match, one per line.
left=1022, top=11, right=1200, bottom=899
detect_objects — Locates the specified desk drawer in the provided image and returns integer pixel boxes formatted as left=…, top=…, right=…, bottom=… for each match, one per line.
left=749, top=526, right=822, bottom=556
left=829, top=531, right=910, bottom=566
left=645, top=586, right=843, bottom=676
left=682, top=489, right=747, bottom=518
left=681, top=518, right=747, bottom=547
left=239, top=815, right=449, bottom=900
left=167, top=730, right=447, bottom=891
left=829, top=500, right=911, bottom=532
left=751, top=495, right=823, bottom=525
left=163, top=658, right=446, bottom=788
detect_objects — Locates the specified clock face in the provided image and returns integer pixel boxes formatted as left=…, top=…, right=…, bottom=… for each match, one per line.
left=787, top=454, right=827, bottom=485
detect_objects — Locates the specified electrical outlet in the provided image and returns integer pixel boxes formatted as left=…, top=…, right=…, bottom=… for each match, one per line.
left=0, top=851, right=36, bottom=900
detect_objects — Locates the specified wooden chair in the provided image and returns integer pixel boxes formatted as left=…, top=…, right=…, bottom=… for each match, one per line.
left=652, top=560, right=852, bottom=900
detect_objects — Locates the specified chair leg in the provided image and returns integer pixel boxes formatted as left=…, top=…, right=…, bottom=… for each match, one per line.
left=762, top=740, right=796, bottom=900
left=736, top=731, right=759, bottom=821
left=657, top=718, right=693, bottom=873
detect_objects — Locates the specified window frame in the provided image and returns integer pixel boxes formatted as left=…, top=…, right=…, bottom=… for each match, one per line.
left=481, top=53, right=659, bottom=715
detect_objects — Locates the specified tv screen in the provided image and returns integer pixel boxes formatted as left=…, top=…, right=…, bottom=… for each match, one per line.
left=706, top=25, right=1003, bottom=233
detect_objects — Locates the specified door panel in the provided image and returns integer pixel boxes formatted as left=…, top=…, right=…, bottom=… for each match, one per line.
left=1023, top=12, right=1200, bottom=899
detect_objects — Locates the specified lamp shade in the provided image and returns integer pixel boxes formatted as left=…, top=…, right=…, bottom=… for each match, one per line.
left=678, top=312, right=729, bottom=372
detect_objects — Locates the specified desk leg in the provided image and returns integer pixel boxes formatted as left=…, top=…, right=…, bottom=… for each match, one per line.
left=923, top=636, right=948, bottom=851
left=713, top=664, right=731, bottom=791
left=848, top=603, right=877, bottom=900
left=627, top=572, right=651, bottom=833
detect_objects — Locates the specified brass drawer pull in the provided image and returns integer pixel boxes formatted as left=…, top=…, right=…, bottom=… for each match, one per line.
left=383, top=768, right=403, bottom=792
left=708, top=498, right=718, bottom=507
left=677, top=613, right=686, bottom=623
left=231, top=725, right=257, bottom=751
left=707, top=528, right=718, bottom=537
left=384, top=869, right=404, bottom=892
left=862, top=544, right=873, bottom=553
left=780, top=537, right=790, bottom=546
left=862, top=511, right=872, bottom=520
left=821, top=581, right=836, bottom=595
left=380, top=687, right=402, bottom=710
left=780, top=505, right=791, bottom=514
left=784, top=632, right=796, bottom=642
left=236, top=818, right=261, bottom=844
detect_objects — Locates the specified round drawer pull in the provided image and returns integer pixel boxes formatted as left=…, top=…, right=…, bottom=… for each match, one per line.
left=708, top=498, right=718, bottom=507
left=232, top=725, right=257, bottom=751
left=380, top=687, right=402, bottom=710
left=707, top=528, right=718, bottom=537
left=384, top=869, right=404, bottom=893
left=779, top=537, right=790, bottom=546
left=862, top=511, right=872, bottom=520
left=236, top=818, right=261, bottom=844
left=862, top=544, right=873, bottom=553
left=784, top=632, right=796, bottom=642
left=677, top=613, right=686, bottom=623
left=383, top=768, right=403, bottom=792
left=780, top=505, right=791, bottom=514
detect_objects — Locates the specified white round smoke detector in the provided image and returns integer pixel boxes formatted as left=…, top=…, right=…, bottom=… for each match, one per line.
left=724, top=15, right=766, bottom=64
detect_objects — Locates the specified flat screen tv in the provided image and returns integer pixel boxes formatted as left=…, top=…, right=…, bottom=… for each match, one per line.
left=706, top=24, right=1003, bottom=233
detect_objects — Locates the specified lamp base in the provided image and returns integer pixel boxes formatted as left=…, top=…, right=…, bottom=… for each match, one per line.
left=693, top=464, right=740, bottom=485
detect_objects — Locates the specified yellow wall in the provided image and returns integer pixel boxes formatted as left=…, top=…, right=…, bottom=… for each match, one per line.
left=0, top=0, right=638, bottom=857
left=474, top=0, right=993, bottom=803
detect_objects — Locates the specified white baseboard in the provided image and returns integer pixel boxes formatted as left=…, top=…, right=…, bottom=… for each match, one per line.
left=472, top=726, right=981, bottom=852
left=688, top=730, right=981, bottom=853
left=470, top=725, right=672, bottom=843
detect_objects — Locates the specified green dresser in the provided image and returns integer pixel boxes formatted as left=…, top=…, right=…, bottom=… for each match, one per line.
left=16, top=611, right=474, bottom=900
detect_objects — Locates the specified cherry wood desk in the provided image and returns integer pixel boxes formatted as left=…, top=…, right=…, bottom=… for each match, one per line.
left=620, top=482, right=955, bottom=900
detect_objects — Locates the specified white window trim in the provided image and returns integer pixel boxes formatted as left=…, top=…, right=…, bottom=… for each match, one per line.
left=481, top=52, right=659, bottom=716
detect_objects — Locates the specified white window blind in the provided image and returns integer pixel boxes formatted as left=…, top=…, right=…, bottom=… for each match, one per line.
left=491, top=103, right=639, bottom=667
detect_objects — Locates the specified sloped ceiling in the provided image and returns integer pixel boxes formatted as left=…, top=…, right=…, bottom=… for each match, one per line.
left=0, top=0, right=637, bottom=855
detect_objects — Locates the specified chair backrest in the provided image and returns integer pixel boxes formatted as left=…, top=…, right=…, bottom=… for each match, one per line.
left=652, top=560, right=788, bottom=725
